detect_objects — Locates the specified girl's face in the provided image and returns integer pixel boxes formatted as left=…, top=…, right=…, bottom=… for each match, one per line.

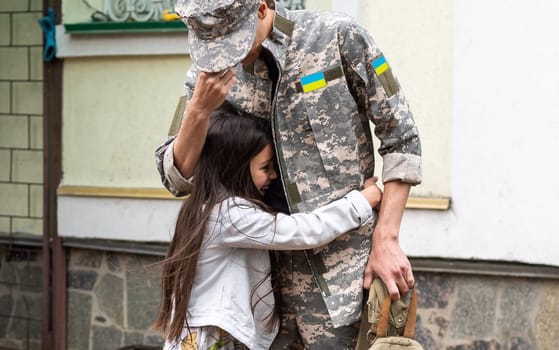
left=250, top=144, right=277, bottom=196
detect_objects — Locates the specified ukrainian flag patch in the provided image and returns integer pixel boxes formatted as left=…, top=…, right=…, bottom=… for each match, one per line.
left=300, top=71, right=327, bottom=93
left=371, top=54, right=400, bottom=97
left=371, top=54, right=389, bottom=76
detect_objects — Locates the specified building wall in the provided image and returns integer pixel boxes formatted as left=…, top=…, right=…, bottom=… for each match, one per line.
left=61, top=56, right=187, bottom=189
left=55, top=0, right=454, bottom=244
left=0, top=0, right=44, bottom=237
left=54, top=0, right=559, bottom=266
left=397, top=0, right=559, bottom=267
left=0, top=1, right=45, bottom=347
left=2, top=0, right=559, bottom=349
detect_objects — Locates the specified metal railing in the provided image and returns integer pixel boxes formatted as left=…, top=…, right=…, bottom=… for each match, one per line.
left=95, top=0, right=307, bottom=23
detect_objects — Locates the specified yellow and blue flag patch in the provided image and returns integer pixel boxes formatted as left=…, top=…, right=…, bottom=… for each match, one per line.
left=295, top=66, right=344, bottom=93
left=371, top=54, right=389, bottom=75
left=371, top=54, right=400, bottom=97
left=300, top=71, right=327, bottom=93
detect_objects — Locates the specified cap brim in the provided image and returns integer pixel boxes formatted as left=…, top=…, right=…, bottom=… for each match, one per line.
left=187, top=13, right=257, bottom=73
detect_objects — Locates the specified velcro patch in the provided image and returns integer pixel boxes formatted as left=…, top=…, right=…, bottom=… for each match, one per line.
left=296, top=65, right=344, bottom=93
left=300, top=71, right=327, bottom=93
left=371, top=54, right=400, bottom=97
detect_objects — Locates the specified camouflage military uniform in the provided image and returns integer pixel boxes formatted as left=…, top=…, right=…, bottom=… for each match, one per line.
left=156, top=3, right=421, bottom=349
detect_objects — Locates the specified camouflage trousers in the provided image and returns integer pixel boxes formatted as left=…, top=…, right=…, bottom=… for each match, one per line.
left=269, top=250, right=361, bottom=349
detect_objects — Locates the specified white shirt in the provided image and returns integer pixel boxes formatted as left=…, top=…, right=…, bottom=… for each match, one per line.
left=165, top=190, right=373, bottom=349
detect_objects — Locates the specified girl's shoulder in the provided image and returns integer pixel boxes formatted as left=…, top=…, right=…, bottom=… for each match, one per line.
left=216, top=196, right=261, bottom=212
left=210, top=197, right=273, bottom=228
left=209, top=196, right=261, bottom=216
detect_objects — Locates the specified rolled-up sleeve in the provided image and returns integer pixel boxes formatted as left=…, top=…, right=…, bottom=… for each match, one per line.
left=155, top=137, right=193, bottom=197
left=340, top=20, right=422, bottom=185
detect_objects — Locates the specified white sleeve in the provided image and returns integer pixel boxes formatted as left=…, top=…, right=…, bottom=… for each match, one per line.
left=217, top=190, right=373, bottom=249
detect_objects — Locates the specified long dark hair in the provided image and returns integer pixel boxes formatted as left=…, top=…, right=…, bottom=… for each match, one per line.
left=153, top=108, right=276, bottom=342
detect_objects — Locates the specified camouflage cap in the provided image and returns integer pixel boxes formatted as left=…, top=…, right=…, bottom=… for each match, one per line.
left=175, top=0, right=261, bottom=72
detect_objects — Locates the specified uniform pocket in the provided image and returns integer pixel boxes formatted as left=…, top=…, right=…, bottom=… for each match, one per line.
left=300, top=77, right=364, bottom=187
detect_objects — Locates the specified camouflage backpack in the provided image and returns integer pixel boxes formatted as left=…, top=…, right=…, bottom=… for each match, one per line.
left=367, top=279, right=424, bottom=350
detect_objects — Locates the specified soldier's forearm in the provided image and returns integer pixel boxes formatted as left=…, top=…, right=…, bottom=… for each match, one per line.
left=373, top=181, right=410, bottom=241
left=173, top=106, right=212, bottom=179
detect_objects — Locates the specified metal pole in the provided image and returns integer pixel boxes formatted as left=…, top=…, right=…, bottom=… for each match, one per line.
left=41, top=0, right=65, bottom=349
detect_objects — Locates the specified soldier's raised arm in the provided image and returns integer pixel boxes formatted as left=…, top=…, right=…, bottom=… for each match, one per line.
left=155, top=69, right=236, bottom=196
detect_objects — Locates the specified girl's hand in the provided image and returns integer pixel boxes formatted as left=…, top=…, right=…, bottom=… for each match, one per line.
left=360, top=176, right=383, bottom=209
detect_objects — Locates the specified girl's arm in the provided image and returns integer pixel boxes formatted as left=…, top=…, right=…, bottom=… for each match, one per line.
left=217, top=185, right=381, bottom=249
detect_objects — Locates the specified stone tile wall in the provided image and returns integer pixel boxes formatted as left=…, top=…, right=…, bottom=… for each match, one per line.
left=0, top=245, right=165, bottom=349
left=0, top=0, right=44, bottom=237
left=64, top=249, right=559, bottom=350
left=2, top=244, right=558, bottom=349
left=66, top=248, right=164, bottom=350
left=0, top=245, right=43, bottom=350
left=414, top=273, right=559, bottom=349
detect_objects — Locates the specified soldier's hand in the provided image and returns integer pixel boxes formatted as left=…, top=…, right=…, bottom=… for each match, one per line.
left=363, top=231, right=414, bottom=300
left=190, top=69, right=236, bottom=115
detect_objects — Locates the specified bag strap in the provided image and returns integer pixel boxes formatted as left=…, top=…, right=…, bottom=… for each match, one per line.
left=403, top=288, right=417, bottom=338
left=375, top=288, right=417, bottom=338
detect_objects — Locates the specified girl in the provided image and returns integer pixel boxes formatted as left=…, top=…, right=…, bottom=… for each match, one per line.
left=153, top=109, right=382, bottom=350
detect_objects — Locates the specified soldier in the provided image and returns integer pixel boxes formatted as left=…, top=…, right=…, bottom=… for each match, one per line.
left=155, top=0, right=422, bottom=348
left=154, top=110, right=383, bottom=350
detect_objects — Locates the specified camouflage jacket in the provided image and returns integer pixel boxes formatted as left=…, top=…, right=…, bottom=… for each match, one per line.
left=156, top=5, right=422, bottom=327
